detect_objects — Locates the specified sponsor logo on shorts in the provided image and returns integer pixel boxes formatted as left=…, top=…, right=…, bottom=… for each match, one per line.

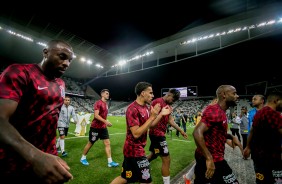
left=137, top=159, right=150, bottom=168
left=256, top=173, right=264, bottom=180
left=126, top=171, right=132, bottom=178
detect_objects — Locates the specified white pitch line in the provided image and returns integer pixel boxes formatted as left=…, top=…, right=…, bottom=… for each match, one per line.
left=65, top=132, right=126, bottom=140
left=170, top=139, right=191, bottom=142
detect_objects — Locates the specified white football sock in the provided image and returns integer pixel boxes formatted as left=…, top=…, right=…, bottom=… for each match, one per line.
left=59, top=139, right=65, bottom=153
left=163, top=176, right=170, bottom=184
left=108, top=157, right=113, bottom=163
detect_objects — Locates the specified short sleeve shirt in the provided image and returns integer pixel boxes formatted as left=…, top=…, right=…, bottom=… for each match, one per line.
left=251, top=106, right=282, bottom=164
left=123, top=101, right=150, bottom=157
left=195, top=104, right=228, bottom=162
left=149, top=97, right=170, bottom=137
left=91, top=99, right=108, bottom=129
left=0, top=64, right=65, bottom=173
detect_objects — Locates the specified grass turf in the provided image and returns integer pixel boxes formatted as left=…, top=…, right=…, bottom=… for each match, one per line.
left=60, top=116, right=196, bottom=183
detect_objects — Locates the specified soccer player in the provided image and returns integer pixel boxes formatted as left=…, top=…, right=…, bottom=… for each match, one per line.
left=147, top=88, right=188, bottom=184
left=243, top=91, right=282, bottom=184
left=80, top=89, right=119, bottom=167
left=0, top=40, right=74, bottom=183
left=193, top=85, right=241, bottom=184
left=110, top=81, right=172, bottom=184
left=56, top=96, right=78, bottom=156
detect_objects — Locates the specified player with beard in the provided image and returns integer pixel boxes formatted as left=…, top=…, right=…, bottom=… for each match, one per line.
left=193, top=85, right=241, bottom=184
left=0, top=40, right=74, bottom=183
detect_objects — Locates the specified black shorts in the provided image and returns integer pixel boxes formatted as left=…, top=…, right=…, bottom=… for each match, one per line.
left=58, top=127, right=69, bottom=136
left=88, top=127, right=109, bottom=144
left=253, top=159, right=282, bottom=184
left=1, top=171, right=46, bottom=184
left=194, top=158, right=239, bottom=184
left=149, top=135, right=169, bottom=157
left=120, top=156, right=152, bottom=183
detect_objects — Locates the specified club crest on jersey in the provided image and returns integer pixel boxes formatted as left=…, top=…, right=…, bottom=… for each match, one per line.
left=59, top=86, right=65, bottom=98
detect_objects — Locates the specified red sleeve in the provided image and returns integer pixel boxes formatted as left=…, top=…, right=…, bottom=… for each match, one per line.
left=0, top=64, right=29, bottom=102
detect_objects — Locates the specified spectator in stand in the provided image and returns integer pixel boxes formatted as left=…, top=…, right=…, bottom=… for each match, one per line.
left=0, top=39, right=74, bottom=183
left=244, top=91, right=282, bottom=184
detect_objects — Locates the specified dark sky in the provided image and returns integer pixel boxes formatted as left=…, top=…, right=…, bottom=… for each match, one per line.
left=1, top=1, right=281, bottom=101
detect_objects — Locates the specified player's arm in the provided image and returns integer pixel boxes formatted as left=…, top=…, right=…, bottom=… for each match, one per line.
left=130, top=105, right=160, bottom=139
left=193, top=122, right=212, bottom=160
left=193, top=121, right=215, bottom=179
left=243, top=126, right=254, bottom=159
left=0, top=99, right=73, bottom=182
left=0, top=99, right=39, bottom=161
left=150, top=105, right=172, bottom=127
left=168, top=115, right=187, bottom=138
left=71, top=107, right=79, bottom=124
left=94, top=109, right=111, bottom=126
left=130, top=117, right=157, bottom=139
left=226, top=133, right=244, bottom=155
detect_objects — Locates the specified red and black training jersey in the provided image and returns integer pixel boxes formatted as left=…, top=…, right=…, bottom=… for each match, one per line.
left=0, top=64, right=65, bottom=173
left=149, top=97, right=170, bottom=137
left=251, top=106, right=282, bottom=164
left=195, top=103, right=228, bottom=162
left=91, top=99, right=108, bottom=129
left=123, top=101, right=150, bottom=157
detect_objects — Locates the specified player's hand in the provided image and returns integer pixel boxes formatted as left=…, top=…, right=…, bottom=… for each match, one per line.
left=226, top=139, right=235, bottom=148
left=205, top=158, right=215, bottom=179
left=106, top=121, right=112, bottom=127
left=160, top=105, right=172, bottom=116
left=150, top=103, right=161, bottom=117
left=181, top=131, right=188, bottom=139
left=32, top=151, right=73, bottom=183
left=243, top=147, right=251, bottom=159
